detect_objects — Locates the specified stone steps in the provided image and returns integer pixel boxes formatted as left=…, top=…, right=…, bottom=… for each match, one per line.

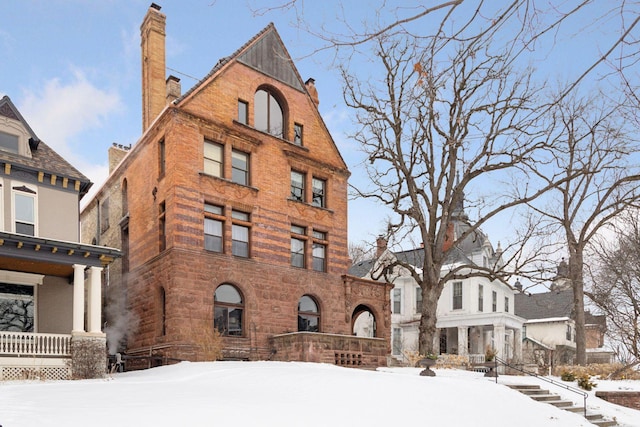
left=507, top=384, right=617, bottom=427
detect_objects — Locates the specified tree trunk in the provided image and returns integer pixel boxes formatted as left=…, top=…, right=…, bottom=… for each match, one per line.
left=569, top=246, right=587, bottom=365
left=418, top=282, right=442, bottom=355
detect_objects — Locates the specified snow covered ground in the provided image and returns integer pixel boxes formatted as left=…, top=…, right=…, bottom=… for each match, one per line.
left=1, top=361, right=639, bottom=427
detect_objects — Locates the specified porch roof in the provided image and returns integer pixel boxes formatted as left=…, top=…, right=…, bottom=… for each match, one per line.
left=0, top=231, right=121, bottom=277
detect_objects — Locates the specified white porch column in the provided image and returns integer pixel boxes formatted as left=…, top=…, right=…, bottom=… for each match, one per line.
left=88, top=266, right=103, bottom=334
left=72, top=264, right=86, bottom=333
left=493, top=324, right=505, bottom=358
left=514, top=328, right=523, bottom=362
left=457, top=326, right=468, bottom=356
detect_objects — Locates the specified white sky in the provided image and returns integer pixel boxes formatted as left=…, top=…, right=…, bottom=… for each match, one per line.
left=1, top=361, right=639, bottom=426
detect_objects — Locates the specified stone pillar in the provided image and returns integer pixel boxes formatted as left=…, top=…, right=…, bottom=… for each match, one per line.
left=493, top=324, right=505, bottom=358
left=88, top=266, right=103, bottom=334
left=72, top=264, right=86, bottom=333
left=514, top=328, right=523, bottom=362
left=457, top=326, right=468, bottom=356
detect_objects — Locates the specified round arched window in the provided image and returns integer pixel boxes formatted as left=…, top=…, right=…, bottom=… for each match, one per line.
left=298, top=295, right=319, bottom=332
left=254, top=89, right=284, bottom=138
left=214, top=284, right=243, bottom=336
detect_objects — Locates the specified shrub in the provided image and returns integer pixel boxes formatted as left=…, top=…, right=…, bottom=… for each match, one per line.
left=560, top=371, right=576, bottom=382
left=577, top=374, right=597, bottom=391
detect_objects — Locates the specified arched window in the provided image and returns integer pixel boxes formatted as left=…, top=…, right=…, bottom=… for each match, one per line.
left=297, top=295, right=319, bottom=332
left=214, top=284, right=243, bottom=336
left=254, top=89, right=284, bottom=138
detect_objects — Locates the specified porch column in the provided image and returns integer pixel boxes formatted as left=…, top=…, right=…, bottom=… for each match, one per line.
left=88, top=266, right=103, bottom=334
left=457, top=326, right=468, bottom=357
left=514, top=328, right=523, bottom=362
left=493, top=324, right=505, bottom=358
left=72, top=264, right=86, bottom=333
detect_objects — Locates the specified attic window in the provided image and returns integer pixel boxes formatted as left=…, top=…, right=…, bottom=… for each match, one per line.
left=0, top=131, right=19, bottom=154
left=254, top=89, right=284, bottom=138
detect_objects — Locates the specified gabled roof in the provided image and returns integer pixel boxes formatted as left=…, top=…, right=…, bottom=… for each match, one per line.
left=176, top=23, right=306, bottom=104
left=515, top=289, right=574, bottom=320
left=0, top=96, right=91, bottom=195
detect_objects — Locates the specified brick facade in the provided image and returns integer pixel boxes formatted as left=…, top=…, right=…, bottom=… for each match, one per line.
left=81, top=5, right=390, bottom=366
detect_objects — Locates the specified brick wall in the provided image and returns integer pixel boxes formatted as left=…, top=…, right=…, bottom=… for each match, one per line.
left=595, top=391, right=640, bottom=410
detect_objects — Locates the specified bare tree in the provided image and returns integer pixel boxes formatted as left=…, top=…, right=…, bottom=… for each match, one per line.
left=341, top=3, right=575, bottom=355
left=587, top=210, right=640, bottom=364
left=527, top=93, right=640, bottom=365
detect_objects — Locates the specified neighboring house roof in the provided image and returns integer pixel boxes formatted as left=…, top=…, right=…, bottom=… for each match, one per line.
left=348, top=258, right=375, bottom=278
left=515, top=289, right=575, bottom=320
left=0, top=96, right=91, bottom=195
left=523, top=336, right=554, bottom=350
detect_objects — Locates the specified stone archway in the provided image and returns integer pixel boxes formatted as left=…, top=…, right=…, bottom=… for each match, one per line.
left=352, top=304, right=376, bottom=337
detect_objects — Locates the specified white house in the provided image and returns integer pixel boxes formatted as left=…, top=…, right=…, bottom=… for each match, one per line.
left=350, top=206, right=524, bottom=365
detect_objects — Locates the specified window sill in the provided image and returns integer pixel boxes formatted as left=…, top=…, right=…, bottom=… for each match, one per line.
left=286, top=197, right=333, bottom=214
left=198, top=171, right=259, bottom=192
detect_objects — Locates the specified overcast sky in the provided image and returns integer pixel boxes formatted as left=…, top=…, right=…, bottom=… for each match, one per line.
left=1, top=1, right=635, bottom=253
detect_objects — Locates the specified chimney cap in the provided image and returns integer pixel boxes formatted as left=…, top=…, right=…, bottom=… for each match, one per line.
left=150, top=3, right=161, bottom=10
left=305, top=78, right=316, bottom=85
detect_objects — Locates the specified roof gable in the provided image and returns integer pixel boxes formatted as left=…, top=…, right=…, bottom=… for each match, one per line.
left=515, top=289, right=574, bottom=320
left=237, top=26, right=304, bottom=92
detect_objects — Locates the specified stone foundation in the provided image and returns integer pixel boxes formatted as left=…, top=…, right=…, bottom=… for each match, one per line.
left=70, top=334, right=107, bottom=379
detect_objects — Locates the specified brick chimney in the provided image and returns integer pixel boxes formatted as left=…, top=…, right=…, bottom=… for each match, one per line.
left=376, top=236, right=387, bottom=258
left=108, top=143, right=131, bottom=173
left=305, top=78, right=319, bottom=106
left=141, top=3, right=166, bottom=131
left=166, top=75, right=181, bottom=104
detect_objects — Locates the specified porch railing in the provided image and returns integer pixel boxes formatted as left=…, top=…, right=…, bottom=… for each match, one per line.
left=0, top=331, right=71, bottom=357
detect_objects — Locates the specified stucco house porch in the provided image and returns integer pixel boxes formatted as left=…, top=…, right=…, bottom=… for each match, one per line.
left=0, top=232, right=120, bottom=380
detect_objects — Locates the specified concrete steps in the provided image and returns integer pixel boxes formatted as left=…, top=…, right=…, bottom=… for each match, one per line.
left=507, top=384, right=617, bottom=427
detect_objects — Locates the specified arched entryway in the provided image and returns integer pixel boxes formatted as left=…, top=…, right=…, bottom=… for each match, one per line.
left=352, top=304, right=376, bottom=337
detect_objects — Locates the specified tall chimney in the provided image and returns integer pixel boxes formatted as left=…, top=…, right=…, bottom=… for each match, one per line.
left=141, top=3, right=166, bottom=131
left=305, top=78, right=319, bottom=106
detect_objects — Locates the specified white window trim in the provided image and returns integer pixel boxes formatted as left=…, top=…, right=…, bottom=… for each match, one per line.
left=11, top=181, right=38, bottom=236
left=0, top=269, right=44, bottom=333
left=392, top=287, right=403, bottom=315
left=0, top=118, right=33, bottom=158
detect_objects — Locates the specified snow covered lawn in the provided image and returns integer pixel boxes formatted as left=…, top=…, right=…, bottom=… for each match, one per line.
left=1, top=361, right=639, bottom=426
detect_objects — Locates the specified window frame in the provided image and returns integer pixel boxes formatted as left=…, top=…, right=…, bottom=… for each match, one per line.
left=231, top=149, right=249, bottom=186
left=204, top=203, right=224, bottom=253
left=416, top=286, right=423, bottom=314
left=291, top=170, right=305, bottom=202
left=237, top=99, right=248, bottom=125
left=291, top=225, right=306, bottom=268
left=204, top=140, right=224, bottom=178
left=231, top=210, right=250, bottom=257
left=452, top=281, right=463, bottom=310
left=214, top=284, right=244, bottom=337
left=478, top=284, right=484, bottom=312
left=294, top=123, right=303, bottom=146
left=504, top=296, right=509, bottom=313
left=311, top=230, right=327, bottom=272
left=298, top=295, right=320, bottom=332
left=158, top=201, right=166, bottom=252
left=158, top=138, right=165, bottom=178
left=312, top=177, right=326, bottom=208
left=492, top=290, right=497, bottom=312
left=392, top=327, right=402, bottom=355
left=11, top=183, right=37, bottom=236
left=254, top=88, right=284, bottom=138
left=392, top=288, right=402, bottom=314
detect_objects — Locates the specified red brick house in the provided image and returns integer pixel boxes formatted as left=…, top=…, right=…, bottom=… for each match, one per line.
left=81, top=4, right=391, bottom=368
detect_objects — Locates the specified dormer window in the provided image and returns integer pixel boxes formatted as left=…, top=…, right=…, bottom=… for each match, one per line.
left=0, top=131, right=19, bottom=154
left=254, top=88, right=284, bottom=138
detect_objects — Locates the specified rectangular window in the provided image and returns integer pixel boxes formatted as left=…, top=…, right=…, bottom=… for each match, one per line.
left=231, top=149, right=249, bottom=185
left=204, top=204, right=223, bottom=252
left=312, top=230, right=326, bottom=272
left=0, top=283, right=34, bottom=332
left=100, top=197, right=110, bottom=234
left=416, top=287, right=422, bottom=314
left=158, top=138, right=165, bottom=178
left=204, top=140, right=223, bottom=177
left=291, top=171, right=305, bottom=201
left=159, top=201, right=166, bottom=252
left=392, top=327, right=402, bottom=355
left=566, top=325, right=572, bottom=341
left=0, top=131, right=19, bottom=154
left=294, top=123, right=303, bottom=146
left=504, top=296, right=509, bottom=313
left=492, top=291, right=497, bottom=312
left=478, top=284, right=484, bottom=312
left=291, top=225, right=306, bottom=268
left=13, top=185, right=36, bottom=236
left=231, top=210, right=250, bottom=257
left=452, top=281, right=462, bottom=310
left=312, top=178, right=326, bottom=208
left=237, top=100, right=248, bottom=124
left=392, top=288, right=401, bottom=314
